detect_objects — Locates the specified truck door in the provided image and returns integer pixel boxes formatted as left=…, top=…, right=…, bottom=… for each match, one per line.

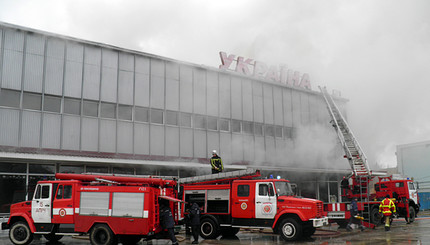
left=52, top=184, right=74, bottom=224
left=32, top=183, right=52, bottom=223
left=231, top=183, right=254, bottom=219
left=255, top=182, right=277, bottom=219
left=408, top=182, right=418, bottom=204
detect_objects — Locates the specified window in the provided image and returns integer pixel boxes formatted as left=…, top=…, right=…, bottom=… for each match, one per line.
left=135, top=107, right=149, bottom=122
left=0, top=89, right=20, bottom=108
left=265, top=125, right=274, bottom=137
left=64, top=98, right=81, bottom=115
left=23, top=92, right=42, bottom=110
left=118, top=104, right=132, bottom=120
left=166, top=111, right=178, bottom=126
left=150, top=109, right=163, bottom=124
left=44, top=95, right=61, bottom=113
left=56, top=185, right=72, bottom=199
left=408, top=182, right=415, bottom=191
left=275, top=126, right=283, bottom=138
left=194, top=115, right=206, bottom=129
left=283, top=127, right=293, bottom=139
left=243, top=121, right=254, bottom=134
left=100, top=102, right=116, bottom=119
left=231, top=120, right=241, bottom=133
left=259, top=184, right=269, bottom=196
left=207, top=117, right=218, bottom=130
left=180, top=113, right=192, bottom=127
left=237, top=185, right=250, bottom=197
left=219, top=119, right=229, bottom=132
left=83, top=100, right=98, bottom=117
left=254, top=123, right=263, bottom=136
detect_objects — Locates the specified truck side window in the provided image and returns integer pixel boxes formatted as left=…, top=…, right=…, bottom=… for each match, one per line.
left=237, top=185, right=249, bottom=197
left=56, top=185, right=72, bottom=199
left=408, top=182, right=415, bottom=190
left=56, top=185, right=63, bottom=199
left=41, top=185, right=50, bottom=199
left=34, top=185, right=41, bottom=199
left=259, top=184, right=268, bottom=196
left=268, top=183, right=275, bottom=196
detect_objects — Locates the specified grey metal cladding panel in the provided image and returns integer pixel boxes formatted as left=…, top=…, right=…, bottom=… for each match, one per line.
left=193, top=70, right=206, bottom=115
left=135, top=56, right=150, bottom=74
left=243, top=135, right=254, bottom=162
left=166, top=62, right=179, bottom=80
left=66, top=41, right=84, bottom=62
left=179, top=75, right=192, bottom=113
left=308, top=95, right=319, bottom=124
left=42, top=113, right=61, bottom=149
left=150, top=75, right=164, bottom=109
left=263, top=85, right=274, bottom=124
left=220, top=132, right=232, bottom=164
left=193, top=130, right=206, bottom=158
left=44, top=57, right=64, bottom=95
left=21, top=111, right=41, bottom=147
left=265, top=136, right=276, bottom=163
left=83, top=64, right=100, bottom=100
left=134, top=123, right=149, bottom=155
left=102, top=49, right=118, bottom=69
left=206, top=71, right=218, bottom=117
left=118, top=71, right=133, bottom=105
left=81, top=117, right=98, bottom=152
left=0, top=29, right=2, bottom=58
left=99, top=119, right=116, bottom=153
left=291, top=91, right=301, bottom=127
left=242, top=79, right=253, bottom=121
left=150, top=125, right=164, bottom=156
left=207, top=131, right=219, bottom=158
left=254, top=136, right=265, bottom=163
left=117, top=121, right=133, bottom=154
left=134, top=73, right=149, bottom=107
left=300, top=93, right=310, bottom=125
left=275, top=138, right=286, bottom=161
left=64, top=61, right=83, bottom=98
left=180, top=128, right=193, bottom=157
left=101, top=67, right=118, bottom=102
left=151, top=59, right=164, bottom=77
left=0, top=108, right=19, bottom=146
left=219, top=74, right=231, bottom=118
left=23, top=53, right=43, bottom=92
left=4, top=29, right=24, bottom=51
left=84, top=46, right=101, bottom=65
left=62, top=115, right=80, bottom=150
left=273, top=88, right=283, bottom=126
left=231, top=134, right=244, bottom=162
left=253, top=95, right=263, bottom=123
left=283, top=89, right=293, bottom=127
left=46, top=38, right=65, bottom=59
left=166, top=78, right=179, bottom=111
left=26, top=33, right=45, bottom=55
left=119, top=52, right=134, bottom=72
left=2, top=50, right=23, bottom=90
left=165, top=126, right=179, bottom=157
left=231, top=77, right=242, bottom=120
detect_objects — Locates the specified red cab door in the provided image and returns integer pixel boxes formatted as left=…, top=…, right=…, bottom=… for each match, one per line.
left=52, top=184, right=74, bottom=224
left=231, top=182, right=255, bottom=219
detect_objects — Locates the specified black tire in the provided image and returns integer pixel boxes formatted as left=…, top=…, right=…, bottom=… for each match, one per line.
left=220, top=227, right=240, bottom=237
left=43, top=233, right=64, bottom=242
left=9, top=221, right=33, bottom=245
left=200, top=218, right=220, bottom=239
left=370, top=207, right=381, bottom=225
left=406, top=207, right=416, bottom=223
left=302, top=227, right=316, bottom=237
left=119, top=235, right=141, bottom=245
left=90, top=224, right=118, bottom=245
left=278, top=218, right=302, bottom=241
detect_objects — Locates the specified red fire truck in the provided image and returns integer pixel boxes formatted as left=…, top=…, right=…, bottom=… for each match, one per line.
left=179, top=169, right=328, bottom=241
left=1, top=173, right=180, bottom=245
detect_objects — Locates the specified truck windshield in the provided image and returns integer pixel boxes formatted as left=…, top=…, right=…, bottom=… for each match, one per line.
left=275, top=181, right=294, bottom=196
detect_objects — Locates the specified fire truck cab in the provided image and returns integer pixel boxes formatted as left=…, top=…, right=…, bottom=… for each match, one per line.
left=181, top=171, right=328, bottom=241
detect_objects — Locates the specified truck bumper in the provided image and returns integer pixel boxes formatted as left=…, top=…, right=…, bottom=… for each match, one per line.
left=310, top=217, right=329, bottom=227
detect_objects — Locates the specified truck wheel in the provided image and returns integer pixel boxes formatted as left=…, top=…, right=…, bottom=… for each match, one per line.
left=9, top=221, right=33, bottom=245
left=220, top=227, right=240, bottom=237
left=370, top=207, right=381, bottom=225
left=90, top=224, right=118, bottom=245
left=406, top=207, right=416, bottom=223
left=278, top=218, right=302, bottom=241
left=200, top=218, right=220, bottom=239
left=43, top=234, right=63, bottom=242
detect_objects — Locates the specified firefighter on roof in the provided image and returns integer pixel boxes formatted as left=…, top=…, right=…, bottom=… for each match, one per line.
left=210, top=150, right=223, bottom=174
left=379, top=195, right=396, bottom=231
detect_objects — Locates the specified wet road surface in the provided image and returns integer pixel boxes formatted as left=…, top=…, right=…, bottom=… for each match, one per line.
left=1, top=216, right=429, bottom=244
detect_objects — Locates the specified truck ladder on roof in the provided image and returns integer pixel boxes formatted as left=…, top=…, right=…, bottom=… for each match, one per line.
left=178, top=169, right=260, bottom=185
left=319, top=86, right=371, bottom=177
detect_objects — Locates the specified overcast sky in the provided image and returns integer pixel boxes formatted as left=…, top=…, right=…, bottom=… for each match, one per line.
left=1, top=0, right=429, bottom=169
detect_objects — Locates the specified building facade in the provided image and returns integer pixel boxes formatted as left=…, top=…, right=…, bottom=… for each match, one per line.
left=0, top=22, right=349, bottom=214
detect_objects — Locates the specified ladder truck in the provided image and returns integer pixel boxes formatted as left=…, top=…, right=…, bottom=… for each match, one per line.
left=319, top=86, right=419, bottom=228
left=179, top=169, right=328, bottom=241
left=1, top=173, right=181, bottom=245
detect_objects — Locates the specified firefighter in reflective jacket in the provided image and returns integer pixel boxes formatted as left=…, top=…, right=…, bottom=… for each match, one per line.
left=210, top=150, right=223, bottom=174
left=379, top=195, right=396, bottom=231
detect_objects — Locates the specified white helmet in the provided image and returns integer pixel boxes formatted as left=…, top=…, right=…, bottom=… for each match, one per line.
left=212, top=150, right=217, bottom=154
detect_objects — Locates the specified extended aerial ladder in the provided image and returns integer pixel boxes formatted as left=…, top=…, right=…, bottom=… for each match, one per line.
left=179, top=168, right=260, bottom=185
left=319, top=86, right=374, bottom=228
